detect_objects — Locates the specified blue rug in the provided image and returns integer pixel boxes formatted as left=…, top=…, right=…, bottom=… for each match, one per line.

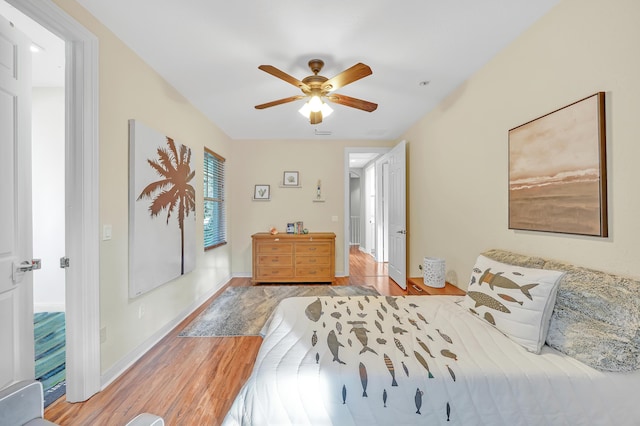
left=34, top=312, right=66, bottom=407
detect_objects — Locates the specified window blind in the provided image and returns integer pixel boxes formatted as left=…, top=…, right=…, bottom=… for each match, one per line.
left=204, top=148, right=226, bottom=250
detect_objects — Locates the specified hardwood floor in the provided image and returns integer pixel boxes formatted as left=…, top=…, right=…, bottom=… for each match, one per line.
left=45, top=246, right=404, bottom=425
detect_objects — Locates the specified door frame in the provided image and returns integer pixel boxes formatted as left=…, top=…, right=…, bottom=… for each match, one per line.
left=343, top=147, right=390, bottom=277
left=7, top=0, right=101, bottom=402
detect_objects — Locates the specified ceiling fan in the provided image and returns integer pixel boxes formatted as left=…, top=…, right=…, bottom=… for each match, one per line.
left=255, top=59, right=378, bottom=125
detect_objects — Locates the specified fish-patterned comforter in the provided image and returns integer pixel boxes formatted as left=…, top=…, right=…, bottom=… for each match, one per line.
left=222, top=295, right=640, bottom=425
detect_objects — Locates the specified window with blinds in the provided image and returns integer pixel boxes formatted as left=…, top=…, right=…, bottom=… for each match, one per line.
left=204, top=148, right=226, bottom=250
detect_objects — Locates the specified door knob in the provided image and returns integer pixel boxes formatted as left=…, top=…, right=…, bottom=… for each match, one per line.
left=12, top=259, right=41, bottom=283
left=16, top=259, right=41, bottom=272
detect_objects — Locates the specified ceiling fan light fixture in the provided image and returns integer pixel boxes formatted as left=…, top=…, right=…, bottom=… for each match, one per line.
left=298, top=102, right=311, bottom=118
left=308, top=95, right=323, bottom=112
left=298, top=98, right=333, bottom=119
left=321, top=102, right=333, bottom=117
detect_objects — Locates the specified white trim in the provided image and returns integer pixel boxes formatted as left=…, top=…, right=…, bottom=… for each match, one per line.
left=232, top=273, right=253, bottom=278
left=100, top=276, right=230, bottom=388
left=7, top=0, right=101, bottom=402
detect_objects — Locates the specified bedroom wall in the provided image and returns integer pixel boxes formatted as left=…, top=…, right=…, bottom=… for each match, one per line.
left=403, top=0, right=640, bottom=289
left=51, top=1, right=234, bottom=375
left=229, top=139, right=394, bottom=276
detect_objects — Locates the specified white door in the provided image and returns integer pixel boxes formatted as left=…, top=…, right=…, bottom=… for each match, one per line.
left=364, top=164, right=376, bottom=256
left=387, top=140, right=407, bottom=289
left=0, top=15, right=35, bottom=389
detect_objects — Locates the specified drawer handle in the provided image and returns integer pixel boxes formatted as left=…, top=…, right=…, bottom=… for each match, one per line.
left=411, top=284, right=424, bottom=293
left=271, top=258, right=278, bottom=262
left=308, top=247, right=317, bottom=251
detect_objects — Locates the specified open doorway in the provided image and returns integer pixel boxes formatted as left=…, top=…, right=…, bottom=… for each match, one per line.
left=1, top=0, right=101, bottom=403
left=32, top=85, right=67, bottom=407
left=0, top=0, right=66, bottom=406
left=344, top=142, right=407, bottom=291
left=345, top=149, right=389, bottom=284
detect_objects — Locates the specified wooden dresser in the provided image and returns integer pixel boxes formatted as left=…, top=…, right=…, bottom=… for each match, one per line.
left=252, top=232, right=336, bottom=284
left=407, top=276, right=466, bottom=296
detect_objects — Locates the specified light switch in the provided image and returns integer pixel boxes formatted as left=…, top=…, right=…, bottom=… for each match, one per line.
left=103, top=224, right=112, bottom=241
left=331, top=216, right=339, bottom=222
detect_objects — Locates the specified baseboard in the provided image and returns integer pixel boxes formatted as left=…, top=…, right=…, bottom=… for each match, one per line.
left=100, top=274, right=231, bottom=389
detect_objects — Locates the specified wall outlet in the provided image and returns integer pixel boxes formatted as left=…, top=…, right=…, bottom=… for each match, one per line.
left=138, top=304, right=145, bottom=319
left=100, top=327, right=107, bottom=343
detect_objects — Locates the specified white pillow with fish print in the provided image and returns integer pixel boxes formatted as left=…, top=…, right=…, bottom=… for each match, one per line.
left=462, top=255, right=565, bottom=353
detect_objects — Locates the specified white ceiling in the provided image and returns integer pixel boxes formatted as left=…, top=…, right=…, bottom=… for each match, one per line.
left=4, top=1, right=559, bottom=141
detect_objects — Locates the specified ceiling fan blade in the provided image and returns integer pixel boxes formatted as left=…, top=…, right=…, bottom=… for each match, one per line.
left=255, top=95, right=305, bottom=110
left=326, top=94, right=378, bottom=112
left=321, top=63, right=372, bottom=92
left=258, top=65, right=310, bottom=91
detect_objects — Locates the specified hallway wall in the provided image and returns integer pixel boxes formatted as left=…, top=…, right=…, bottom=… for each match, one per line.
left=32, top=87, right=65, bottom=312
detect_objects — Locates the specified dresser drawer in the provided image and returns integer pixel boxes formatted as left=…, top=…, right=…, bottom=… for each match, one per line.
left=295, top=265, right=332, bottom=278
left=295, top=242, right=331, bottom=256
left=257, top=242, right=293, bottom=255
left=258, top=254, right=293, bottom=267
left=256, top=267, right=295, bottom=279
left=295, top=252, right=331, bottom=265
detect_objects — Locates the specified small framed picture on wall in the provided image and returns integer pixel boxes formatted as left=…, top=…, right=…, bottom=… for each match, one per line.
left=283, top=171, right=299, bottom=186
left=253, top=184, right=270, bottom=200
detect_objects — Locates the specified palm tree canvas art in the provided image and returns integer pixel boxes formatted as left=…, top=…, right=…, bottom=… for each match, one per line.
left=128, top=120, right=196, bottom=298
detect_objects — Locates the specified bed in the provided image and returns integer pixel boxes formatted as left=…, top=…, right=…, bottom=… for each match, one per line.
left=222, top=250, right=640, bottom=425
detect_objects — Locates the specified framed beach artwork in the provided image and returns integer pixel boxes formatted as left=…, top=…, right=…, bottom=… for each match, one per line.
left=129, top=120, right=196, bottom=298
left=508, top=92, right=607, bottom=237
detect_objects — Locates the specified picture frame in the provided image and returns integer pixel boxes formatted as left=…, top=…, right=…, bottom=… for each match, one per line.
left=282, top=171, right=299, bottom=187
left=253, top=184, right=270, bottom=200
left=508, top=92, right=607, bottom=237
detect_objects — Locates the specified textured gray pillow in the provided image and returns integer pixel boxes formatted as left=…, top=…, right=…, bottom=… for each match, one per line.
left=543, top=259, right=640, bottom=372
left=546, top=305, right=639, bottom=372
left=482, top=249, right=546, bottom=269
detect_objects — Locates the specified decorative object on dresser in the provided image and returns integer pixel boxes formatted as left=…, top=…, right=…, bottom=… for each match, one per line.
left=407, top=276, right=465, bottom=296
left=252, top=232, right=336, bottom=284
